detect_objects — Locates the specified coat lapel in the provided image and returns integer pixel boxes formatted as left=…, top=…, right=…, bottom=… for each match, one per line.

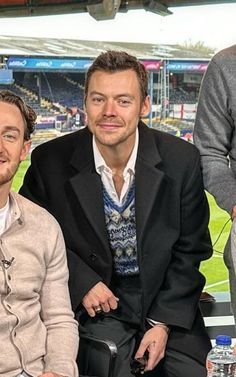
left=68, top=128, right=110, bottom=255
left=67, top=125, right=165, bottom=255
left=135, top=123, right=165, bottom=242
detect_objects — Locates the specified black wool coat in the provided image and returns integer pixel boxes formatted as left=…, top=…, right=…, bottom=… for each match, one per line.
left=20, top=121, right=213, bottom=362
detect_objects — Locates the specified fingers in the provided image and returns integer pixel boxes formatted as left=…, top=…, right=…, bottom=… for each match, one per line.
left=94, top=305, right=103, bottom=314
left=86, top=304, right=100, bottom=317
left=145, top=341, right=163, bottom=371
left=94, top=296, right=119, bottom=315
left=106, top=295, right=119, bottom=311
left=82, top=281, right=119, bottom=317
left=135, top=326, right=168, bottom=371
left=135, top=341, right=163, bottom=372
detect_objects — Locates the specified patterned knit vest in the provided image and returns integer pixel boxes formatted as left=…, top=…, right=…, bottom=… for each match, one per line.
left=103, top=182, right=139, bottom=276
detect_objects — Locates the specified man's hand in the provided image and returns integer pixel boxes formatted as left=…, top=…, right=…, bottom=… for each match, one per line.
left=135, top=325, right=169, bottom=372
left=82, top=281, right=119, bottom=317
left=232, top=205, right=236, bottom=219
left=38, top=373, right=65, bottom=377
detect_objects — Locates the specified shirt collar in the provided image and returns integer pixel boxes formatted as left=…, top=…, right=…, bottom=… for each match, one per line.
left=93, top=129, right=139, bottom=176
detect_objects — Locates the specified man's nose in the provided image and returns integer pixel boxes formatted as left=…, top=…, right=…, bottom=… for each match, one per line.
left=103, top=100, right=116, bottom=116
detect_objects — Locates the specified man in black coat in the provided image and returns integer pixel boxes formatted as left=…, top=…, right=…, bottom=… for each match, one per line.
left=20, top=50, right=212, bottom=377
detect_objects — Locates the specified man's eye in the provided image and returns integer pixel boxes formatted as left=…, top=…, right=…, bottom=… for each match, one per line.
left=118, top=99, right=131, bottom=105
left=3, top=133, right=17, bottom=141
left=92, top=97, right=103, bottom=103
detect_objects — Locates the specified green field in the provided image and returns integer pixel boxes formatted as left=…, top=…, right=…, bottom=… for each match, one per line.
left=202, top=194, right=230, bottom=292
left=13, top=157, right=231, bottom=293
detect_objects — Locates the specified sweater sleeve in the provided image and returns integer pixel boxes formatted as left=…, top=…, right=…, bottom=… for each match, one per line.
left=40, top=222, right=79, bottom=377
left=194, top=58, right=236, bottom=214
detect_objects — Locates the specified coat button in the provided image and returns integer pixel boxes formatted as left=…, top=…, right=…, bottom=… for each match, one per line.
left=90, top=253, right=97, bottom=261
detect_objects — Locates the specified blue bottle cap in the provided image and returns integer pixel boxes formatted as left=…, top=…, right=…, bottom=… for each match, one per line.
left=216, top=335, right=232, bottom=346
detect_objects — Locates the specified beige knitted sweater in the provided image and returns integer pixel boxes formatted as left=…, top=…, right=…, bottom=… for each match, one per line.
left=0, top=192, right=78, bottom=377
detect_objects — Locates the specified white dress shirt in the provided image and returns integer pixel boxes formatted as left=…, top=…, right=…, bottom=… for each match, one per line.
left=93, top=129, right=139, bottom=205
left=92, top=130, right=169, bottom=330
left=0, top=197, right=10, bottom=236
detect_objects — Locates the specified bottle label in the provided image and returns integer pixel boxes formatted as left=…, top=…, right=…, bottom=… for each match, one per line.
left=206, top=360, right=214, bottom=372
left=206, top=359, right=236, bottom=376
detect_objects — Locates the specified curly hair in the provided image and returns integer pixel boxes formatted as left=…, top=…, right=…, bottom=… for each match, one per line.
left=84, top=50, right=148, bottom=103
left=0, top=90, right=36, bottom=140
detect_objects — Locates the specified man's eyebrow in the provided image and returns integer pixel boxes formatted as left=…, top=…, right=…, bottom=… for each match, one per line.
left=89, top=91, right=135, bottom=99
left=3, top=126, right=20, bottom=133
left=89, top=91, right=103, bottom=96
left=116, top=94, right=135, bottom=99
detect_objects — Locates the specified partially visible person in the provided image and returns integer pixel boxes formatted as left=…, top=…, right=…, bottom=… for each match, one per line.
left=20, top=50, right=212, bottom=377
left=194, top=44, right=236, bottom=317
left=0, top=90, right=78, bottom=377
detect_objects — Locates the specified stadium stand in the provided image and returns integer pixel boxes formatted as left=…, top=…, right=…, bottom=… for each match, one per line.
left=169, top=88, right=197, bottom=104
left=31, top=129, right=63, bottom=150
left=0, top=81, right=56, bottom=116
left=39, top=72, right=84, bottom=108
left=15, top=72, right=83, bottom=110
left=0, top=72, right=84, bottom=115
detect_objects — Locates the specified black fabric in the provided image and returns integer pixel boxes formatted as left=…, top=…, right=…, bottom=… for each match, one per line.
left=78, top=280, right=209, bottom=377
left=20, top=122, right=213, bottom=374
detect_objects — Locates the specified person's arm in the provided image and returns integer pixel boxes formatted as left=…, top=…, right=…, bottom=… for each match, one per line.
left=135, top=324, right=169, bottom=372
left=40, top=223, right=79, bottom=377
left=134, top=149, right=212, bottom=369
left=147, top=150, right=212, bottom=329
left=194, top=59, right=236, bottom=214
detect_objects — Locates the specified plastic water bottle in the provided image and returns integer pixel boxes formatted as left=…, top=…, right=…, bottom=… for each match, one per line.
left=206, top=335, right=236, bottom=376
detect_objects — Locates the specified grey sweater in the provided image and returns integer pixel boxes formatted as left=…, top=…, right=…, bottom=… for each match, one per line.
left=194, top=44, right=236, bottom=214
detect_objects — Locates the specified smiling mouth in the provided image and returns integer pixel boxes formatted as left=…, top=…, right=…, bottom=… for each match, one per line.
left=98, top=123, right=122, bottom=129
left=0, top=156, right=7, bottom=164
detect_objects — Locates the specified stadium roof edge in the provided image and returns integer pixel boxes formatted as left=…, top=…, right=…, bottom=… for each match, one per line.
left=0, top=35, right=214, bottom=61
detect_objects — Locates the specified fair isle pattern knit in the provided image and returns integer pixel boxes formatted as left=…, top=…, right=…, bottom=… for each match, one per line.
left=103, top=182, right=139, bottom=276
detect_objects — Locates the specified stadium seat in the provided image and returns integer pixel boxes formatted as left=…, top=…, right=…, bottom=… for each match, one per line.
left=78, top=332, right=117, bottom=377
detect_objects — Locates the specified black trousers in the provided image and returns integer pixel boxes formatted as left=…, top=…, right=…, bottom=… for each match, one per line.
left=78, top=275, right=210, bottom=377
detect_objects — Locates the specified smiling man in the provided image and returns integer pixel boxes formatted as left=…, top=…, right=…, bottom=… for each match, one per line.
left=20, top=51, right=212, bottom=377
left=0, top=90, right=78, bottom=377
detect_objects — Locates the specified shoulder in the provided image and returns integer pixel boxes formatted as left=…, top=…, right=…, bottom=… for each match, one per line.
left=12, top=192, right=62, bottom=234
left=214, top=44, right=236, bottom=60
left=210, top=44, right=236, bottom=69
left=139, top=123, right=199, bottom=176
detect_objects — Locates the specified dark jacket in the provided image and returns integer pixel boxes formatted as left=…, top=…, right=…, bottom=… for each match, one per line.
left=20, top=122, right=212, bottom=362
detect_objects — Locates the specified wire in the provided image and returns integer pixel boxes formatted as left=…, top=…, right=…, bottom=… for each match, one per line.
left=212, top=217, right=231, bottom=254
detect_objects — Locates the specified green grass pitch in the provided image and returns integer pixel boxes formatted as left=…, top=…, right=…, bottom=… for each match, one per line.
left=13, top=157, right=231, bottom=293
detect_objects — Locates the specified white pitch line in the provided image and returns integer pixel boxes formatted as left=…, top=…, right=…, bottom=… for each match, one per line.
left=205, top=279, right=229, bottom=289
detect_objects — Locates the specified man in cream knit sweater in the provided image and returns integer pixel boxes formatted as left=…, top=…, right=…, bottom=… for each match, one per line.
left=0, top=90, right=78, bottom=377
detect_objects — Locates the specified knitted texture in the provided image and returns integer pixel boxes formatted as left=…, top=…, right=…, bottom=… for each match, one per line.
left=103, top=183, right=139, bottom=276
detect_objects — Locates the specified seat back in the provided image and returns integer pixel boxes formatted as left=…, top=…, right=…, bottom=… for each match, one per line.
left=78, top=333, right=117, bottom=377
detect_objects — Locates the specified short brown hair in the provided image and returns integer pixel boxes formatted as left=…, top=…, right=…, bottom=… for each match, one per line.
left=84, top=50, right=148, bottom=103
left=0, top=90, right=36, bottom=140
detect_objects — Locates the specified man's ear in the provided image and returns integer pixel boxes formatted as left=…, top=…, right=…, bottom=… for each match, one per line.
left=140, top=96, right=151, bottom=118
left=83, top=97, right=87, bottom=112
left=83, top=104, right=88, bottom=125
left=20, top=140, right=31, bottom=162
